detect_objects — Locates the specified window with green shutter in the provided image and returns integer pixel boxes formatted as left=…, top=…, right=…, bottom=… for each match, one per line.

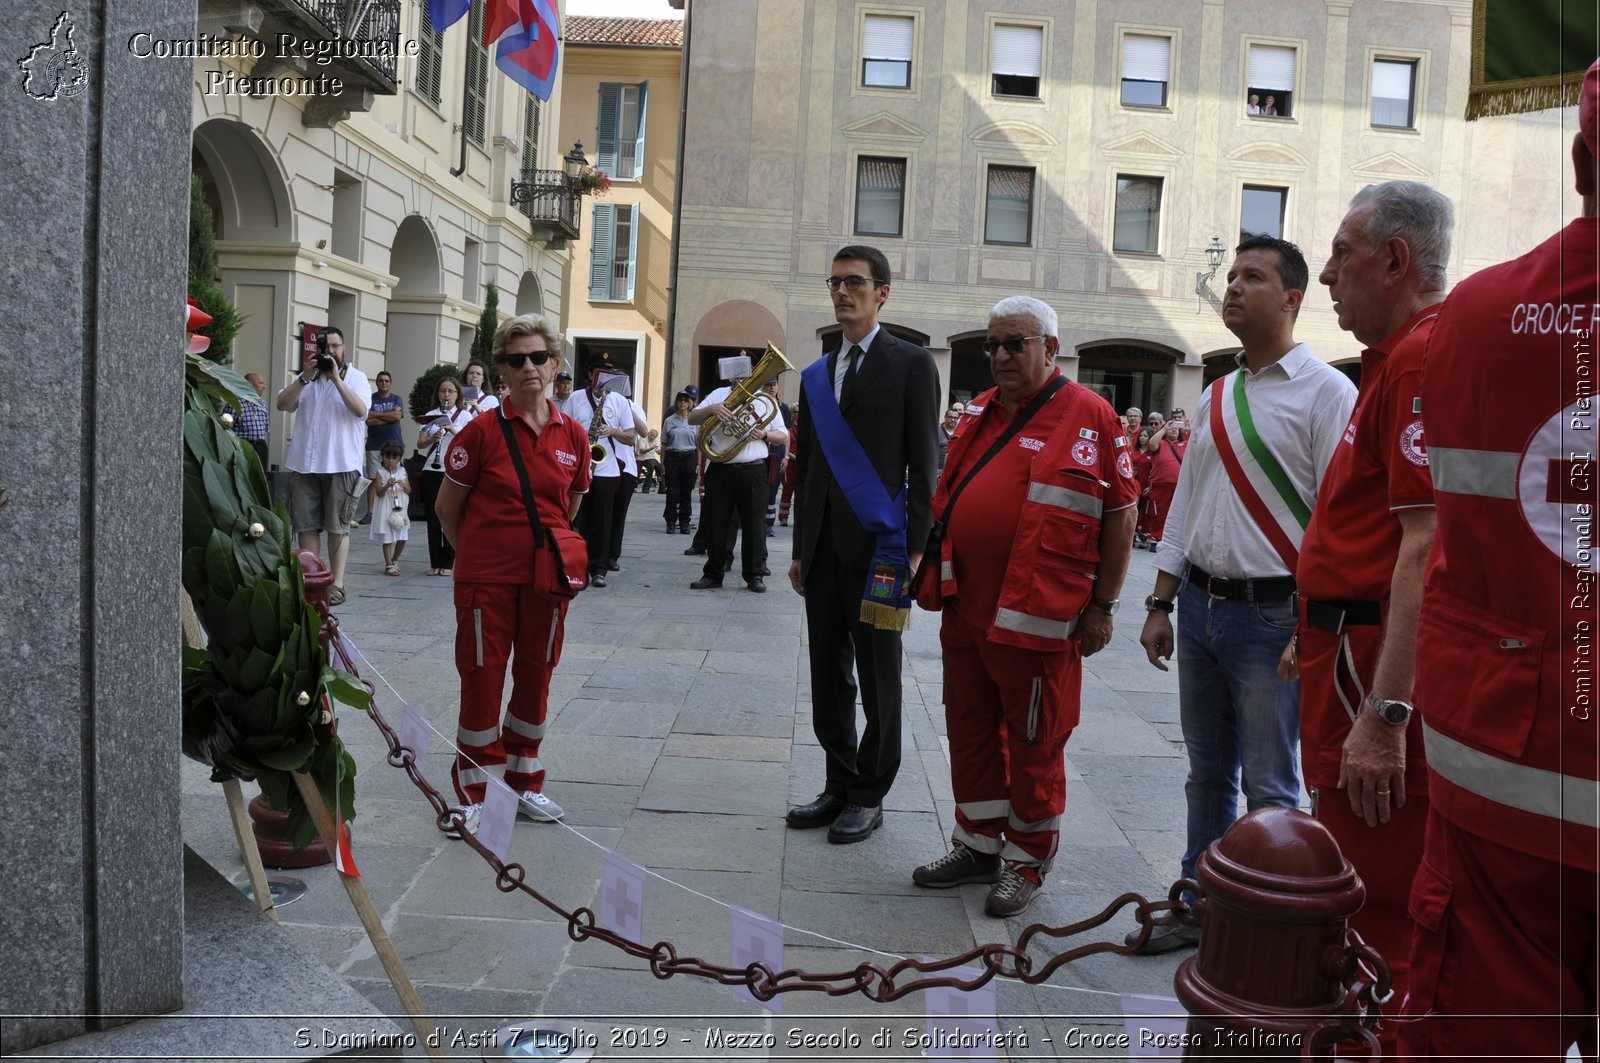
left=588, top=203, right=641, bottom=301
left=464, top=3, right=489, bottom=146
left=596, top=82, right=648, bottom=180
left=415, top=22, right=443, bottom=106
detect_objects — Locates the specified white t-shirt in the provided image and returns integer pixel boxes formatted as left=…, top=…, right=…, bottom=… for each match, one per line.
left=420, top=406, right=475, bottom=472
left=564, top=389, right=632, bottom=478
left=279, top=364, right=371, bottom=474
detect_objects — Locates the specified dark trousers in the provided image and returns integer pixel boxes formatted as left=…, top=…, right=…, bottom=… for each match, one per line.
left=803, top=525, right=903, bottom=806
left=244, top=438, right=268, bottom=470
left=419, top=470, right=455, bottom=570
left=638, top=458, right=663, bottom=493
left=579, top=474, right=619, bottom=576
left=608, top=471, right=637, bottom=564
left=701, top=460, right=766, bottom=582
left=664, top=450, right=696, bottom=529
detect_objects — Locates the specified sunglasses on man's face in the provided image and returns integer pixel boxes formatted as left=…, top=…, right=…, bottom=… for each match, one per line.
left=980, top=335, right=1046, bottom=357
left=498, top=351, right=552, bottom=369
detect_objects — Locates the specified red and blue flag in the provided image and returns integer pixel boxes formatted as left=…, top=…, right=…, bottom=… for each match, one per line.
left=426, top=0, right=470, bottom=33
left=493, top=0, right=560, bottom=101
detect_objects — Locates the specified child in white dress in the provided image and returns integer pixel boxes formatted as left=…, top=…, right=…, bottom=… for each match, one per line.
left=369, top=440, right=411, bottom=574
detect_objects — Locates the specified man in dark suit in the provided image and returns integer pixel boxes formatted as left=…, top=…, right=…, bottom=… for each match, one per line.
left=786, top=244, right=941, bottom=843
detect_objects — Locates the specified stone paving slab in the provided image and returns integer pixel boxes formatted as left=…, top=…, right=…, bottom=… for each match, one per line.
left=638, top=756, right=791, bottom=817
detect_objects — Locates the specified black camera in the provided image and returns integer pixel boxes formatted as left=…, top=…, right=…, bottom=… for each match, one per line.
left=314, top=329, right=335, bottom=373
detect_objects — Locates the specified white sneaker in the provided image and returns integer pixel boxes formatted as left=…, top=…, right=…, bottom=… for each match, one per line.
left=517, top=790, right=564, bottom=822
left=444, top=802, right=483, bottom=839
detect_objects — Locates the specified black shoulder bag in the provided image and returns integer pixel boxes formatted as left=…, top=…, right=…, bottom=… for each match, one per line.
left=911, top=377, right=1067, bottom=608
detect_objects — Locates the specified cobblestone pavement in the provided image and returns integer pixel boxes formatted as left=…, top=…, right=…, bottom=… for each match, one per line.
left=181, top=493, right=1256, bottom=1060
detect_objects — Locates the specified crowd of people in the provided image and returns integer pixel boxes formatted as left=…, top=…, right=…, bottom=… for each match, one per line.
left=240, top=61, right=1600, bottom=1049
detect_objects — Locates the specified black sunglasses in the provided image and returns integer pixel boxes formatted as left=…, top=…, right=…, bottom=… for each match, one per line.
left=980, top=335, right=1046, bottom=357
left=497, top=351, right=552, bottom=368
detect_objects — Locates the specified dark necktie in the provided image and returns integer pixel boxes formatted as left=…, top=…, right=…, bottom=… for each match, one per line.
left=840, top=344, right=863, bottom=407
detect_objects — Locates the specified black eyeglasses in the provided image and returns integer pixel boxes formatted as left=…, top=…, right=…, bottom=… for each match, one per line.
left=980, top=335, right=1046, bottom=357
left=497, top=351, right=552, bottom=368
left=825, top=275, right=885, bottom=292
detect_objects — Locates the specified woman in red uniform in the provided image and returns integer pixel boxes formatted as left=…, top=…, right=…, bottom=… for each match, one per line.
left=434, top=315, right=592, bottom=834
left=1141, top=417, right=1185, bottom=549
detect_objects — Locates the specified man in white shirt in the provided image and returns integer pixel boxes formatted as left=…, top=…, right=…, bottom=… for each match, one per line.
left=562, top=352, right=635, bottom=588
left=275, top=326, right=371, bottom=605
left=1130, top=236, right=1356, bottom=953
left=689, top=357, right=788, bottom=592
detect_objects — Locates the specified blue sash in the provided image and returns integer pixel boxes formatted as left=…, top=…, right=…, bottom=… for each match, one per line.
left=801, top=355, right=911, bottom=630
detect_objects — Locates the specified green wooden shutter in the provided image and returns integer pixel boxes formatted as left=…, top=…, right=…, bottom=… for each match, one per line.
left=589, top=203, right=615, bottom=300
left=596, top=83, right=620, bottom=176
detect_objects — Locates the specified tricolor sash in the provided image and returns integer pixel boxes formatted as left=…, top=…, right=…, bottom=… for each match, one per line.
left=801, top=356, right=912, bottom=630
left=1208, top=372, right=1311, bottom=572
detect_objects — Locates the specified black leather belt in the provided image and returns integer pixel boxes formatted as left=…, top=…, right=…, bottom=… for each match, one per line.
left=1186, top=565, right=1297, bottom=603
left=1301, top=598, right=1383, bottom=633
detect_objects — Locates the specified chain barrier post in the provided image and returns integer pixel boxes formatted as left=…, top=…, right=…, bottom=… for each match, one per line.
left=1174, top=807, right=1388, bottom=1060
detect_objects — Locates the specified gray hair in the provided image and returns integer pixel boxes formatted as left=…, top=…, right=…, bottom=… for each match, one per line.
left=989, top=295, right=1059, bottom=338
left=1350, top=181, right=1455, bottom=290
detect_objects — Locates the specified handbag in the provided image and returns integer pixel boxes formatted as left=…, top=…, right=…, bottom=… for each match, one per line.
left=910, top=377, right=1067, bottom=610
left=497, top=414, right=587, bottom=597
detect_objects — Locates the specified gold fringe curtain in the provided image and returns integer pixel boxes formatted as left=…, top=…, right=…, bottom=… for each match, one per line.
left=1467, top=0, right=1599, bottom=120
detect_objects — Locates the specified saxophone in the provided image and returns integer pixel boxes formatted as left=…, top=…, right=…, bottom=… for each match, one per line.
left=587, top=389, right=610, bottom=470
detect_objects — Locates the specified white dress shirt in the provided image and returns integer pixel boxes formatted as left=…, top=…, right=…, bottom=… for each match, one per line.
left=696, top=385, right=783, bottom=464
left=833, top=325, right=881, bottom=399
left=564, top=388, right=632, bottom=478
left=1154, top=344, right=1356, bottom=580
left=278, top=364, right=371, bottom=474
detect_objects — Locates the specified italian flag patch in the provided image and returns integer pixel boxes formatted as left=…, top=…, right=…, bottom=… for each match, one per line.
left=1079, top=427, right=1099, bottom=441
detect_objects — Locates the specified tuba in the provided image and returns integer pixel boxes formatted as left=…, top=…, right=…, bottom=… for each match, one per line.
left=697, top=342, right=795, bottom=463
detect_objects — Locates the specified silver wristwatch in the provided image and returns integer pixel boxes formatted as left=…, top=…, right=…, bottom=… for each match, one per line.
left=1365, top=691, right=1414, bottom=727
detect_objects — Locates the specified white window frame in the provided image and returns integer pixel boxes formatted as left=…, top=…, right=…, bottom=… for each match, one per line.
left=588, top=202, right=641, bottom=303
left=1368, top=50, right=1425, bottom=133
left=987, top=17, right=1049, bottom=102
left=1243, top=38, right=1301, bottom=122
left=1112, top=173, right=1164, bottom=257
left=862, top=13, right=914, bottom=89
left=1119, top=30, right=1172, bottom=110
left=596, top=82, right=648, bottom=182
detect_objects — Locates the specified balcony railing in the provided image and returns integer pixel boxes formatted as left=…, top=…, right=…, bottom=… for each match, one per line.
left=284, top=0, right=402, bottom=85
left=510, top=169, right=581, bottom=241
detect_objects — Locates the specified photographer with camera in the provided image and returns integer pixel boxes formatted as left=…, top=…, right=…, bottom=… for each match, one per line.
left=275, top=326, right=371, bottom=605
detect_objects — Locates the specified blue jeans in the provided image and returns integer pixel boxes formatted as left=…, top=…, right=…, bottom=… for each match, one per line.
left=1176, top=586, right=1301, bottom=884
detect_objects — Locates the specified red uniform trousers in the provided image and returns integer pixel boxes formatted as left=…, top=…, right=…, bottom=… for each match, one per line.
left=1144, top=480, right=1176, bottom=542
left=940, top=608, right=1081, bottom=880
left=451, top=579, right=568, bottom=803
left=778, top=457, right=795, bottom=522
left=1299, top=621, right=1428, bottom=1053
left=1400, top=808, right=1598, bottom=1062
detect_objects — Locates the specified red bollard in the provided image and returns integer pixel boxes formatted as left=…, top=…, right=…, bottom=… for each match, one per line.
left=1176, top=807, right=1387, bottom=1060
left=246, top=550, right=338, bottom=869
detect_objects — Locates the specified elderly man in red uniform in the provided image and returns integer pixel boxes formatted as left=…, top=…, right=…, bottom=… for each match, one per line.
left=911, top=295, right=1138, bottom=917
left=1398, top=61, right=1600, bottom=1061
left=1281, top=180, right=1452, bottom=1044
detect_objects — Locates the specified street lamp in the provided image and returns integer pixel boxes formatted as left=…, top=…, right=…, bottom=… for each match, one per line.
left=563, top=142, right=589, bottom=183
left=1195, top=235, right=1227, bottom=296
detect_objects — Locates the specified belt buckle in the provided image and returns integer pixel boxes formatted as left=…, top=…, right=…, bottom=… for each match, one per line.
left=1206, top=574, right=1221, bottom=601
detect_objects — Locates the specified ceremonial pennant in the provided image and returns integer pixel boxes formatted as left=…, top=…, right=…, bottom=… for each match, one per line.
left=599, top=851, right=646, bottom=943
left=1122, top=993, right=1190, bottom=1060
left=399, top=704, right=430, bottom=783
left=923, top=962, right=998, bottom=1062
left=478, top=779, right=518, bottom=863
left=728, top=907, right=784, bottom=1013
left=495, top=0, right=560, bottom=101
left=1467, top=0, right=1598, bottom=119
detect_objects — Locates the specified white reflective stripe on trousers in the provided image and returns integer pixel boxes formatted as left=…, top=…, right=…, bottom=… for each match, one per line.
left=1423, top=721, right=1599, bottom=829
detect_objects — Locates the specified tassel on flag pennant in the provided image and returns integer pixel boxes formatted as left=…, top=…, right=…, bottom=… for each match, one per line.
left=598, top=850, right=646, bottom=942
left=478, top=779, right=518, bottom=862
left=494, top=0, right=560, bottom=101
left=728, top=907, right=784, bottom=1013
left=426, top=0, right=470, bottom=33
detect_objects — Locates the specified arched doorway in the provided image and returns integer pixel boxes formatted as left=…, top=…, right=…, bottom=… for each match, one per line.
left=515, top=270, right=543, bottom=318
left=1202, top=347, right=1244, bottom=386
left=383, top=215, right=444, bottom=400
left=945, top=330, right=993, bottom=408
left=1078, top=341, right=1183, bottom=417
left=192, top=118, right=295, bottom=465
left=691, top=299, right=786, bottom=399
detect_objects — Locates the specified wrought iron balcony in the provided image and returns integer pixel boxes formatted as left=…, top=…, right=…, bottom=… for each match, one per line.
left=276, top=0, right=401, bottom=88
left=511, top=169, right=581, bottom=242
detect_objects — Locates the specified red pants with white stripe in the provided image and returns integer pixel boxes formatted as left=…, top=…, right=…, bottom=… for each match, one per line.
left=451, top=580, right=567, bottom=803
left=940, top=608, right=1082, bottom=879
left=1400, top=809, right=1599, bottom=1063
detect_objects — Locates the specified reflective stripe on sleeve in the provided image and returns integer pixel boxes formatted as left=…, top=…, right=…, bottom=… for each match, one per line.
left=1423, top=721, right=1599, bottom=829
left=1429, top=446, right=1520, bottom=500
left=994, top=608, right=1079, bottom=641
left=1027, top=481, right=1103, bottom=517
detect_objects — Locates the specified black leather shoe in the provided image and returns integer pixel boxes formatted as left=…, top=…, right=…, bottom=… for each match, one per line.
left=684, top=546, right=706, bottom=556
left=1124, top=922, right=1201, bottom=954
left=785, top=793, right=846, bottom=828
left=690, top=576, right=723, bottom=590
left=828, top=803, right=883, bottom=843
left=605, top=561, right=621, bottom=572
left=759, top=565, right=771, bottom=576
left=589, top=572, right=607, bottom=588
left=746, top=577, right=767, bottom=593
